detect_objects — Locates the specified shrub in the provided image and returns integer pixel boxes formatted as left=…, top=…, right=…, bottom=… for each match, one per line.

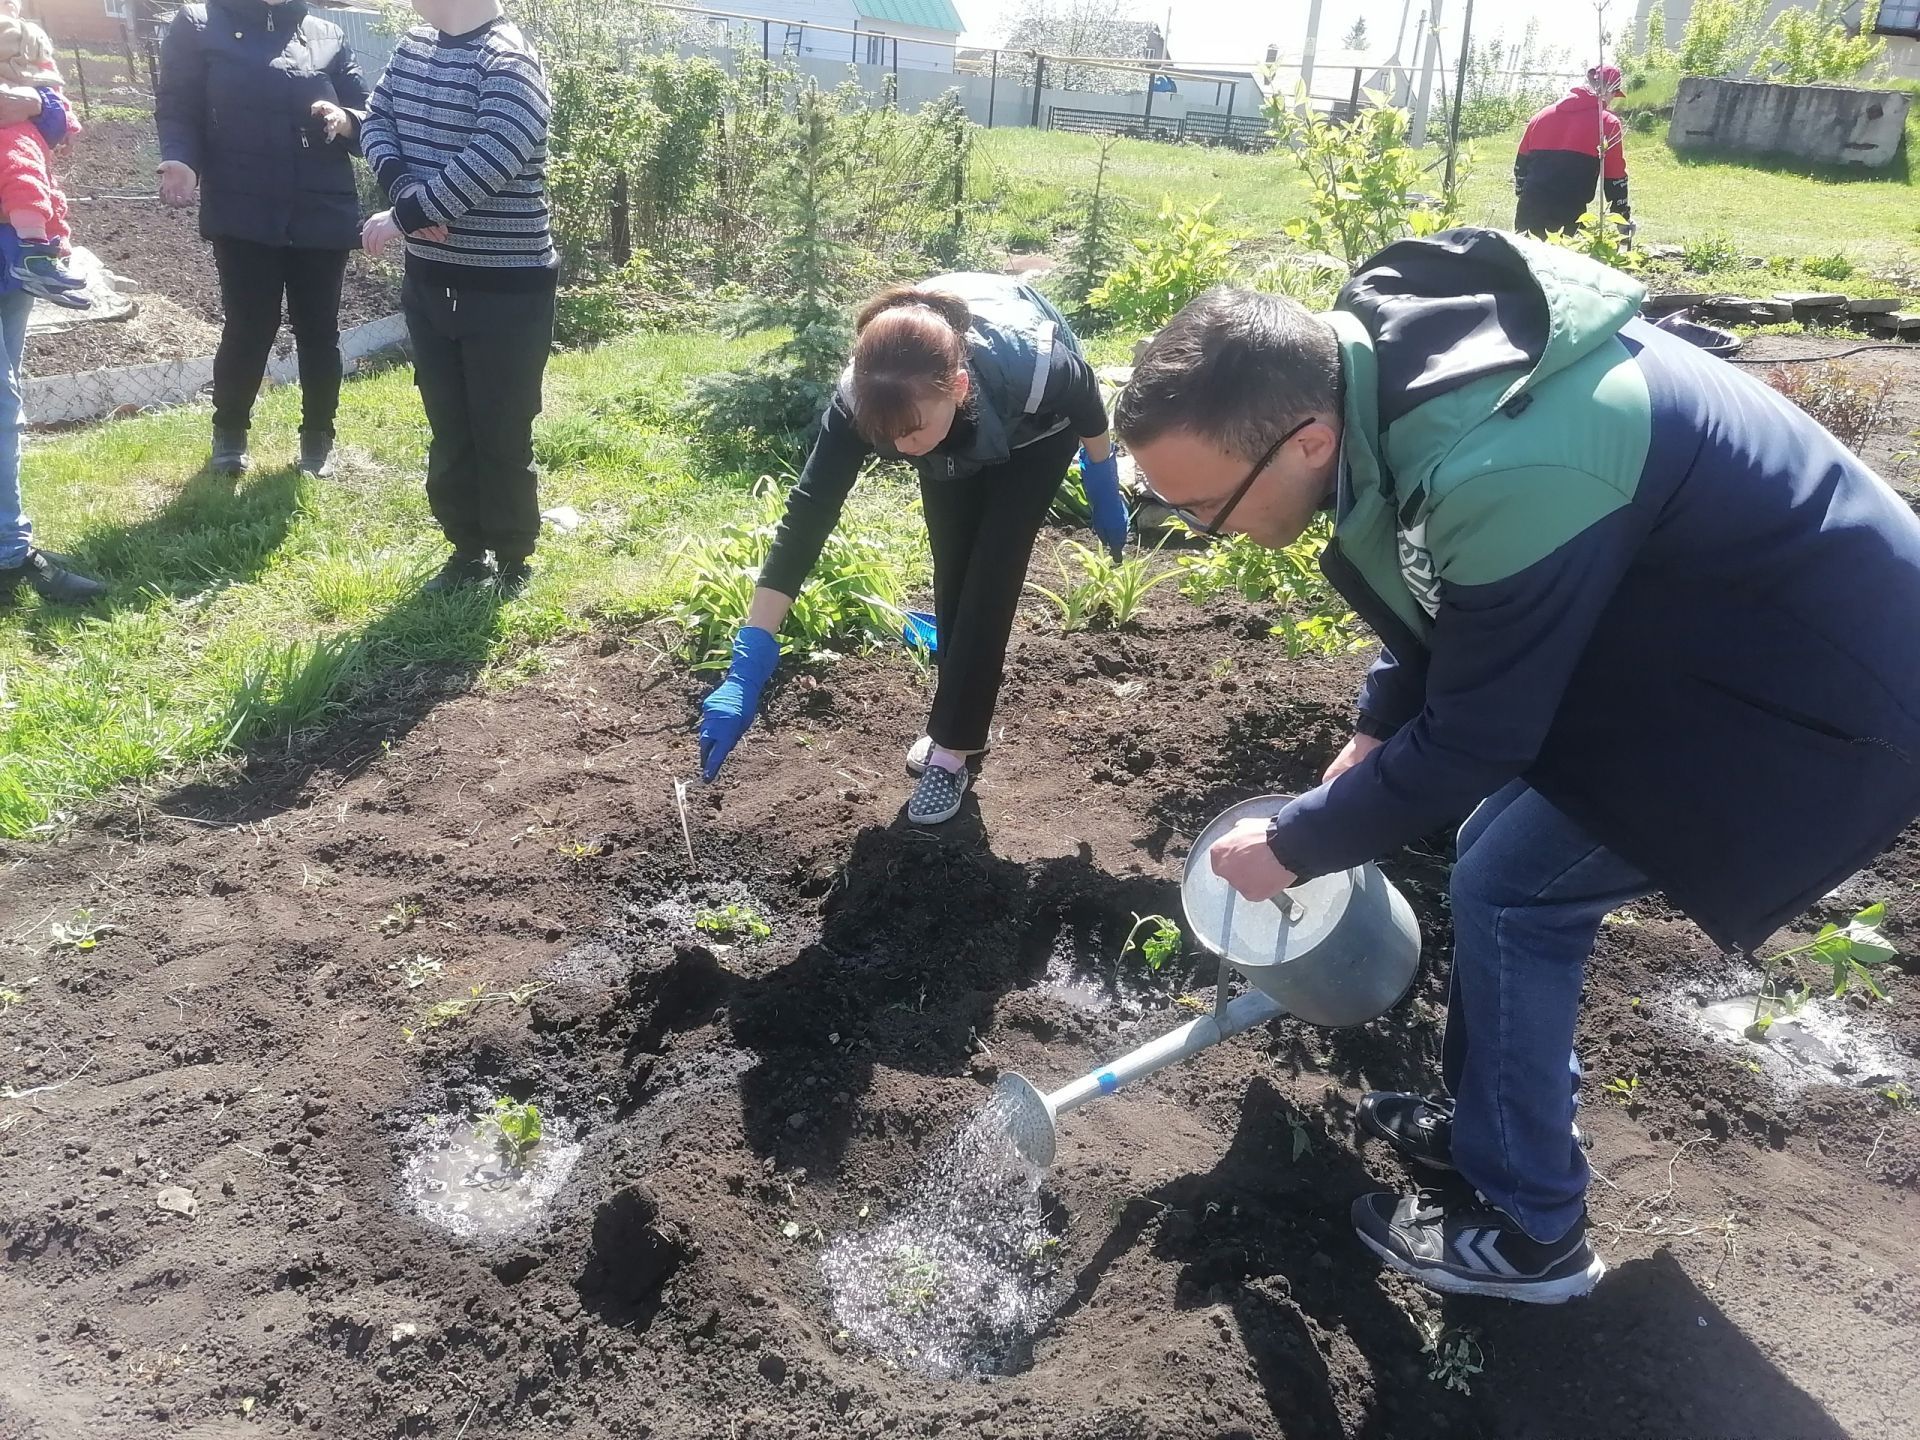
left=1264, top=87, right=1460, bottom=265
left=1675, top=0, right=1771, bottom=78
left=1800, top=252, right=1856, bottom=281
left=1757, top=0, right=1885, bottom=84
left=1764, top=362, right=1893, bottom=453
left=1086, top=198, right=1235, bottom=331
left=1547, top=214, right=1642, bottom=273
left=1681, top=232, right=1742, bottom=273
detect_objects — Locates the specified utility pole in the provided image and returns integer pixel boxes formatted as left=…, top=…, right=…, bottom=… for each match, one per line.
left=1303, top=0, right=1324, bottom=96
left=1411, top=0, right=1443, bottom=146
left=1444, top=0, right=1476, bottom=197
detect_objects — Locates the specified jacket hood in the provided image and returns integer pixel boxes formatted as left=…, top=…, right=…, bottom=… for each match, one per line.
left=1338, top=227, right=1645, bottom=435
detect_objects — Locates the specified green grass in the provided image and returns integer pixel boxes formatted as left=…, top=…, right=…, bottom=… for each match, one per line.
left=0, top=328, right=928, bottom=837
left=973, top=129, right=1314, bottom=253
left=981, top=115, right=1920, bottom=275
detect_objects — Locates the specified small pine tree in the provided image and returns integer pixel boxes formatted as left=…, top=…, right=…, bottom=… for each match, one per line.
left=1060, top=139, right=1134, bottom=319
left=1343, top=17, right=1370, bottom=51
left=686, top=84, right=861, bottom=466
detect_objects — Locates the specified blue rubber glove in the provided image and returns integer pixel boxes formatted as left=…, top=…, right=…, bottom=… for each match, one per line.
left=1078, top=448, right=1129, bottom=560
left=31, top=88, right=69, bottom=148
left=698, top=626, right=780, bottom=782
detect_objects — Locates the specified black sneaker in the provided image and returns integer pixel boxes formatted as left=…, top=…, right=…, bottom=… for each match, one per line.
left=297, top=430, right=334, bottom=478
left=422, top=549, right=492, bottom=593
left=1358, top=1091, right=1457, bottom=1171
left=0, top=548, right=105, bottom=604
left=906, top=760, right=969, bottom=824
left=1352, top=1187, right=1606, bottom=1303
left=208, top=427, right=250, bottom=477
left=492, top=557, right=531, bottom=598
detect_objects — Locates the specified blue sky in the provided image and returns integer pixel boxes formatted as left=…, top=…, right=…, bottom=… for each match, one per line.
left=957, top=0, right=1617, bottom=70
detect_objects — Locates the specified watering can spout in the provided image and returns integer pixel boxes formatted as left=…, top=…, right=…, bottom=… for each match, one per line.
left=992, top=1073, right=1057, bottom=1169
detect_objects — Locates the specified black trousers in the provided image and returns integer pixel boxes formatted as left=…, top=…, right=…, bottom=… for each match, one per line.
left=919, top=427, right=1078, bottom=752
left=402, top=273, right=555, bottom=561
left=210, top=238, right=350, bottom=436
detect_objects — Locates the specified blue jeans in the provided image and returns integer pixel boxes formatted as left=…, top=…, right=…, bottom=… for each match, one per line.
left=0, top=288, right=34, bottom=567
left=1442, top=781, right=1651, bottom=1242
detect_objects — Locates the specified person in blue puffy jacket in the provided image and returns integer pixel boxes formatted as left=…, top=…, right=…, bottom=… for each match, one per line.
left=699, top=274, right=1124, bottom=825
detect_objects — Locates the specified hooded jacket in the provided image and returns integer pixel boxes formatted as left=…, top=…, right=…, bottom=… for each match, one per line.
left=1268, top=228, right=1920, bottom=951
left=156, top=0, right=368, bottom=250
left=1514, top=87, right=1629, bottom=236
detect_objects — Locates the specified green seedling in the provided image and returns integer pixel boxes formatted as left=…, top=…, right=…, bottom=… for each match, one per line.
left=883, top=1245, right=944, bottom=1312
left=1884, top=1083, right=1912, bottom=1106
left=402, top=981, right=549, bottom=1042
left=0, top=983, right=29, bottom=1009
left=49, top=908, right=115, bottom=951
left=693, top=904, right=771, bottom=941
left=378, top=900, right=423, bottom=936
left=1750, top=902, right=1898, bottom=1035
left=1416, top=1315, right=1486, bottom=1395
left=1120, top=913, right=1181, bottom=972
left=1288, top=1115, right=1313, bottom=1162
left=388, top=954, right=443, bottom=990
left=487, top=1098, right=542, bottom=1168
left=1603, top=1076, right=1641, bottom=1104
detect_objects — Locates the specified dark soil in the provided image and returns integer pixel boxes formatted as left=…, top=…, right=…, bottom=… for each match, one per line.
left=1, top=556, right=1916, bottom=1440
left=30, top=113, right=399, bottom=379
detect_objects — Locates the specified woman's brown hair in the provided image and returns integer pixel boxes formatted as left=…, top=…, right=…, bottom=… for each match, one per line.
left=846, top=286, right=972, bottom=444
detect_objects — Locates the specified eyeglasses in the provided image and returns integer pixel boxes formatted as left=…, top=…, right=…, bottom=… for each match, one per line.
left=1140, top=417, right=1315, bottom=539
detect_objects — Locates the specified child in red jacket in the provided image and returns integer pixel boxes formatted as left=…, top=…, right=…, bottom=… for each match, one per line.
left=0, top=3, right=86, bottom=308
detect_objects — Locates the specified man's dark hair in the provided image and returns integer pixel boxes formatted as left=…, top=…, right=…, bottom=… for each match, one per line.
left=1115, top=287, right=1341, bottom=461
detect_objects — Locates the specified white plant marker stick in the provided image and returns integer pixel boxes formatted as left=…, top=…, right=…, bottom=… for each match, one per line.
left=673, top=779, right=697, bottom=869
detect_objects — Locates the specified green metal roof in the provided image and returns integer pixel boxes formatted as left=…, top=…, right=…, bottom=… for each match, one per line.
left=852, top=0, right=966, bottom=34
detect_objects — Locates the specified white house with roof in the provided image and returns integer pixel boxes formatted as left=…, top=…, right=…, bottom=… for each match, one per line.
left=700, top=0, right=966, bottom=73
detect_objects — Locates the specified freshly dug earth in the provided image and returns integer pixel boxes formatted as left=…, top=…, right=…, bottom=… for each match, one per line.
left=29, top=117, right=399, bottom=379
left=1, top=567, right=1917, bottom=1440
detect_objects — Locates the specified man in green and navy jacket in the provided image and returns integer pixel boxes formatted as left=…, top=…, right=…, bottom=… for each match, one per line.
left=1117, top=228, right=1920, bottom=1304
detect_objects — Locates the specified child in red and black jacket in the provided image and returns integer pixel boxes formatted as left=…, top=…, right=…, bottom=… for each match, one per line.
left=1513, top=64, right=1630, bottom=240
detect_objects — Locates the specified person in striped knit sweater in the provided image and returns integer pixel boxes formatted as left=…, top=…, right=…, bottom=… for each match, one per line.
left=359, top=0, right=555, bottom=597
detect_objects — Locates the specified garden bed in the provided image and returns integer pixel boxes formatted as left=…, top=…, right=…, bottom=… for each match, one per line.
left=0, top=561, right=1915, bottom=1439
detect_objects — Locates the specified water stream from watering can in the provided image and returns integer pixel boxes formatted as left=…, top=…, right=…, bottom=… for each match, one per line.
left=820, top=1093, right=1062, bottom=1376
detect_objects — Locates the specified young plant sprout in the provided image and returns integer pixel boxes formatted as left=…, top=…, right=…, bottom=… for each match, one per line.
left=1602, top=1076, right=1640, bottom=1103
left=1749, top=902, right=1898, bottom=1035
left=49, top=908, right=115, bottom=951
left=487, top=1098, right=543, bottom=1168
left=883, top=1244, right=944, bottom=1312
left=1120, top=913, right=1181, bottom=972
left=693, top=904, right=771, bottom=941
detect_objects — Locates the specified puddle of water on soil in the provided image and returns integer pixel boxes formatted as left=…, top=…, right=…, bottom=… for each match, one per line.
left=820, top=1093, right=1061, bottom=1376
left=402, top=1111, right=583, bottom=1240
left=1691, top=993, right=1906, bottom=1091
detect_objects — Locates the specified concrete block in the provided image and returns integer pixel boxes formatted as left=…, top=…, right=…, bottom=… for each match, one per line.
left=1848, top=297, right=1901, bottom=314
left=1670, top=77, right=1909, bottom=168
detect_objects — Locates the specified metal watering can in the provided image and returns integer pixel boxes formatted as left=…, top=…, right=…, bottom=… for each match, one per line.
left=995, top=795, right=1421, bottom=1167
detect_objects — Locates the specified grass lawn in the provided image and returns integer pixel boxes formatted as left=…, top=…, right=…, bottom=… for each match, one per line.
left=0, top=331, right=928, bottom=838
left=982, top=115, right=1920, bottom=275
